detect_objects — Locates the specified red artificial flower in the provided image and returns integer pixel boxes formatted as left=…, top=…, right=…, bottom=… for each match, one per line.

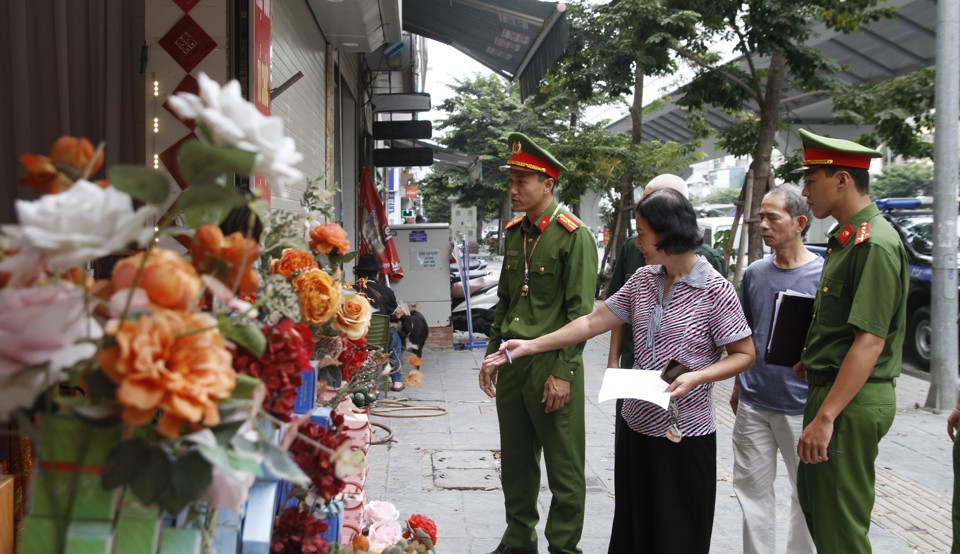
left=337, top=336, right=368, bottom=382
left=404, top=514, right=438, bottom=547
left=271, top=506, right=329, bottom=554
left=288, top=416, right=350, bottom=503
left=233, top=319, right=315, bottom=419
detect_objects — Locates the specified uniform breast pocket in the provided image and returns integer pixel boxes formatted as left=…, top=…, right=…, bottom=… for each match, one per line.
left=529, top=259, right=559, bottom=299
left=816, top=276, right=848, bottom=326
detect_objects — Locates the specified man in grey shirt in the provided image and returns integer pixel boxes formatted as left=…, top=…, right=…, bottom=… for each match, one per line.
left=730, top=185, right=822, bottom=553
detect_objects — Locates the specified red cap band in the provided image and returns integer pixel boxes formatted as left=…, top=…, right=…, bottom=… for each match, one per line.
left=802, top=147, right=874, bottom=170
left=506, top=151, right=561, bottom=179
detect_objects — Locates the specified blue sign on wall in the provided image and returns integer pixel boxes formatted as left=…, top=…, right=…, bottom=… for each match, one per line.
left=409, top=230, right=428, bottom=242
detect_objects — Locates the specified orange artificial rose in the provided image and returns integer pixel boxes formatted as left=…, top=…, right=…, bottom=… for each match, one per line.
left=291, top=268, right=342, bottom=325
left=308, top=223, right=350, bottom=255
left=331, top=291, right=373, bottom=340
left=191, top=225, right=261, bottom=296
left=269, top=248, right=318, bottom=279
left=99, top=310, right=235, bottom=438
left=19, top=136, right=104, bottom=194
left=112, top=249, right=202, bottom=310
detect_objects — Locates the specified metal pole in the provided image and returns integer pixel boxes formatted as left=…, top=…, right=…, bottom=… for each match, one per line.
left=929, top=0, right=960, bottom=410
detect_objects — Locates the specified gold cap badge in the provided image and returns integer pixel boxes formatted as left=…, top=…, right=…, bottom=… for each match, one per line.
left=511, top=141, right=522, bottom=154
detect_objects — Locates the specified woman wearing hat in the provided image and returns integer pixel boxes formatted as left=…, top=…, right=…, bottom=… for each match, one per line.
left=354, top=253, right=407, bottom=391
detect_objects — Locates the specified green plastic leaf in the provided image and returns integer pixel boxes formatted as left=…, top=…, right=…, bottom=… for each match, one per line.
left=108, top=165, right=171, bottom=205
left=167, top=451, right=213, bottom=511
left=218, top=317, right=266, bottom=357
left=102, top=437, right=151, bottom=489
left=198, top=444, right=263, bottom=476
left=209, top=420, right=246, bottom=447
left=230, top=374, right=263, bottom=401
left=129, top=446, right=172, bottom=503
left=178, top=140, right=256, bottom=185
left=171, top=185, right=247, bottom=220
left=262, top=439, right=310, bottom=485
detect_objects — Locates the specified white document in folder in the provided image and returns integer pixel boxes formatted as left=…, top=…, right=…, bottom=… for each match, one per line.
left=598, top=368, right=671, bottom=411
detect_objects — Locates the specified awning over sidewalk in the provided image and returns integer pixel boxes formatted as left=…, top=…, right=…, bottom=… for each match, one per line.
left=403, top=0, right=567, bottom=99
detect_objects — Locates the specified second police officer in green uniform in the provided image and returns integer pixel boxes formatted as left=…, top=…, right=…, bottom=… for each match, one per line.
left=478, top=133, right=597, bottom=554
left=793, top=128, right=910, bottom=553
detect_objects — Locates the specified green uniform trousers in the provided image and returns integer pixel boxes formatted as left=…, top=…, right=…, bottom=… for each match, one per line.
left=953, top=432, right=960, bottom=554
left=797, top=381, right=895, bottom=553
left=496, top=352, right=585, bottom=554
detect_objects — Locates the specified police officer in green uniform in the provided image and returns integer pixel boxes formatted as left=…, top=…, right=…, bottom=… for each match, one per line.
left=793, top=129, right=909, bottom=553
left=478, top=133, right=597, bottom=554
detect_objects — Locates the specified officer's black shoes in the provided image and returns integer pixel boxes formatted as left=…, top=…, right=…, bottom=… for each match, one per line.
left=487, top=544, right=537, bottom=554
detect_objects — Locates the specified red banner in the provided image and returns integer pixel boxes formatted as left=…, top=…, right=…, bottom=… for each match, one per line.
left=359, top=168, right=404, bottom=281
left=252, top=0, right=271, bottom=204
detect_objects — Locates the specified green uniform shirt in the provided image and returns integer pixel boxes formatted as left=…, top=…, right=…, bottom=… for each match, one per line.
left=801, top=203, right=909, bottom=379
left=485, top=199, right=598, bottom=381
left=604, top=237, right=726, bottom=368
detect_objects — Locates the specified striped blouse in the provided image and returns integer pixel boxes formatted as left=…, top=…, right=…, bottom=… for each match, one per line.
left=605, top=257, right=751, bottom=437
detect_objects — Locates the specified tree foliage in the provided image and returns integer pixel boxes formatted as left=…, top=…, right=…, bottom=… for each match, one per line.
left=666, top=0, right=894, bottom=263
left=833, top=68, right=936, bottom=160
left=870, top=162, right=934, bottom=200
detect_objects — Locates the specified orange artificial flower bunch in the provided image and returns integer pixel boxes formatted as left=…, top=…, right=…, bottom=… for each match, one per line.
left=19, top=136, right=106, bottom=194
left=291, top=268, right=342, bottom=325
left=308, top=223, right=350, bottom=255
left=191, top=224, right=261, bottom=297
left=269, top=248, right=318, bottom=279
left=99, top=309, right=235, bottom=438
left=112, top=248, right=202, bottom=310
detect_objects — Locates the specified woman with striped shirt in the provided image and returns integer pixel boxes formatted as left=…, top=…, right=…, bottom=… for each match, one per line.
left=483, top=188, right=754, bottom=553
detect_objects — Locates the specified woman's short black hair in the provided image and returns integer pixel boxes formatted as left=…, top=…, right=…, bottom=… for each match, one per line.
left=636, top=188, right=702, bottom=254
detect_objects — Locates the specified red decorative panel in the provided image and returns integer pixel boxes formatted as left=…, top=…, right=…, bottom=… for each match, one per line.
left=158, top=133, right=199, bottom=191
left=158, top=15, right=217, bottom=72
left=162, top=74, right=201, bottom=130
left=172, top=0, right=202, bottom=12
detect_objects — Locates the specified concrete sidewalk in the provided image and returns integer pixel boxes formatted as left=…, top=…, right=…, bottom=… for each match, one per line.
left=363, top=327, right=954, bottom=553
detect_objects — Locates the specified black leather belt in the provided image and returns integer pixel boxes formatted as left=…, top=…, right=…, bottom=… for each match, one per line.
left=807, top=370, right=894, bottom=386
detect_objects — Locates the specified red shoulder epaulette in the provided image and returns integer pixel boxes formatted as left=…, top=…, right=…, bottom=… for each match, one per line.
left=505, top=216, right=524, bottom=230
left=854, top=221, right=871, bottom=245
left=557, top=213, right=581, bottom=233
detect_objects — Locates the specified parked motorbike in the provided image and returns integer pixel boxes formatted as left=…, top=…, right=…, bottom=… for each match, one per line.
left=449, top=245, right=497, bottom=336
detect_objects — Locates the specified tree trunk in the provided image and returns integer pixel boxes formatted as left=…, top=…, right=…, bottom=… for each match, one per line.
left=748, top=50, right=786, bottom=263
left=607, top=68, right=645, bottom=277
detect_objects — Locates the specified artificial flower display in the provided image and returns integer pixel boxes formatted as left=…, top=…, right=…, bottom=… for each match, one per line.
left=111, top=247, right=202, bottom=310
left=99, top=309, right=235, bottom=438
left=2, top=73, right=434, bottom=551
left=19, top=135, right=104, bottom=193
left=309, top=222, right=351, bottom=255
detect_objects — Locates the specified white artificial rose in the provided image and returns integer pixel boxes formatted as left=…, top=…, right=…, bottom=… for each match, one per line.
left=364, top=500, right=400, bottom=525
left=0, top=181, right=157, bottom=284
left=167, top=73, right=304, bottom=196
left=332, top=442, right=366, bottom=479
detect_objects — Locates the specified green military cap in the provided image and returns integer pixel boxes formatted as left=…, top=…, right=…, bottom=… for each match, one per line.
left=501, top=132, right=568, bottom=179
left=793, top=128, right=882, bottom=173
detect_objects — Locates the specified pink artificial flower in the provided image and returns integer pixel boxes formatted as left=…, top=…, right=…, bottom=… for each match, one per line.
left=368, top=519, right=404, bottom=547
left=364, top=500, right=400, bottom=525
left=204, top=465, right=256, bottom=511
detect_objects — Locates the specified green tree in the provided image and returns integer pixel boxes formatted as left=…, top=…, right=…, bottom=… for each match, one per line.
left=699, top=188, right=742, bottom=205
left=535, top=0, right=702, bottom=273
left=833, top=68, right=936, bottom=160
left=669, top=0, right=893, bottom=263
left=870, top=162, right=935, bottom=200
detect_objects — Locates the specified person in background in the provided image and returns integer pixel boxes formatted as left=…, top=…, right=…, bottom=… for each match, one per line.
left=485, top=188, right=754, bottom=554
left=793, top=128, right=909, bottom=552
left=731, top=185, right=820, bottom=554
left=605, top=174, right=726, bottom=438
left=946, top=391, right=960, bottom=554
left=479, top=132, right=597, bottom=554
left=353, top=253, right=408, bottom=392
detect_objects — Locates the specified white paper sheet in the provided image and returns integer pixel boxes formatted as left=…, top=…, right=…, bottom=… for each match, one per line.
left=598, top=368, right=671, bottom=411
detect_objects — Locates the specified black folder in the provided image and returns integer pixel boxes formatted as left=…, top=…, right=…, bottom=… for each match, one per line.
left=764, top=291, right=815, bottom=367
